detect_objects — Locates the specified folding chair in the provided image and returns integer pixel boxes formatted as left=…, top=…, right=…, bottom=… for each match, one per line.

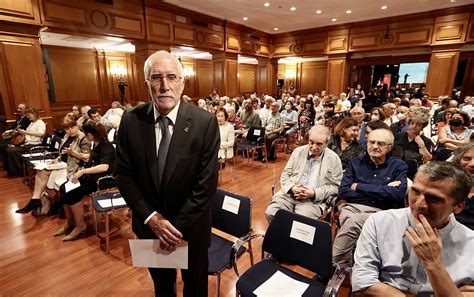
left=91, top=175, right=128, bottom=254
left=235, top=209, right=350, bottom=297
left=209, top=189, right=257, bottom=297
left=235, top=126, right=266, bottom=163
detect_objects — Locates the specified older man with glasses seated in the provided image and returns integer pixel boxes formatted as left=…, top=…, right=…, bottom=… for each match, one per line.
left=265, top=125, right=343, bottom=222
left=333, top=128, right=408, bottom=268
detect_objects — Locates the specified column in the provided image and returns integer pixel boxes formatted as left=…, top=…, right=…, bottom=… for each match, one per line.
left=212, top=52, right=238, bottom=97
left=425, top=46, right=461, bottom=97
left=256, top=57, right=278, bottom=98
left=326, top=54, right=349, bottom=95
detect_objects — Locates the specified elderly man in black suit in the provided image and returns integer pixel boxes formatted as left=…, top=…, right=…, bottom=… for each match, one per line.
left=115, top=50, right=220, bottom=297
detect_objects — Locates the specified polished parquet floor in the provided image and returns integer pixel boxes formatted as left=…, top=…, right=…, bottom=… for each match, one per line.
left=0, top=152, right=293, bottom=297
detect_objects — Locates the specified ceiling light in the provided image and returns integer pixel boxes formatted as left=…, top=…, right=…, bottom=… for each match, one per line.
left=381, top=5, right=388, bottom=9
left=264, top=2, right=270, bottom=7
left=290, top=6, right=296, bottom=11
left=331, top=18, right=337, bottom=22
left=274, top=27, right=279, bottom=31
left=346, top=10, right=352, bottom=14
left=316, top=10, right=322, bottom=14
left=179, top=46, right=195, bottom=51
left=243, top=17, right=248, bottom=20
left=450, top=0, right=456, bottom=2
left=105, top=36, right=125, bottom=42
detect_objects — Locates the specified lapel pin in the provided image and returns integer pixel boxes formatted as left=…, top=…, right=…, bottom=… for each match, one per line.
left=184, top=127, right=189, bottom=133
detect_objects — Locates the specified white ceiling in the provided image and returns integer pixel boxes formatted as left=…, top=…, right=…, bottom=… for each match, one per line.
left=164, top=0, right=470, bottom=34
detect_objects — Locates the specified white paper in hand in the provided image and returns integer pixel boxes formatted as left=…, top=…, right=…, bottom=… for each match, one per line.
left=289, top=221, right=316, bottom=245
left=253, top=270, right=309, bottom=296
left=64, top=179, right=81, bottom=193
left=129, top=239, right=188, bottom=269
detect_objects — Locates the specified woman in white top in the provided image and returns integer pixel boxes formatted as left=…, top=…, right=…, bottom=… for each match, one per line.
left=4, top=108, right=46, bottom=176
left=216, top=107, right=235, bottom=160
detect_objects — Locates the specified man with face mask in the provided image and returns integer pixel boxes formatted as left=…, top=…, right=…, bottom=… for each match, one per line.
left=391, top=105, right=410, bottom=135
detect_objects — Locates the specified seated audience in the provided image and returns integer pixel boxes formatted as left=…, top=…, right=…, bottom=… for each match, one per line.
left=383, top=103, right=398, bottom=126
left=0, top=103, right=30, bottom=158
left=352, top=162, right=474, bottom=296
left=280, top=102, right=298, bottom=153
left=56, top=122, right=115, bottom=241
left=350, top=106, right=366, bottom=142
left=391, top=105, right=409, bottom=135
left=369, top=107, right=386, bottom=122
left=3, top=108, right=46, bottom=176
left=393, top=112, right=432, bottom=166
left=438, top=110, right=472, bottom=152
left=333, top=128, right=408, bottom=267
left=298, top=99, right=315, bottom=138
left=435, top=99, right=459, bottom=124
left=452, top=143, right=474, bottom=230
left=328, top=117, right=365, bottom=169
left=88, top=108, right=111, bottom=129
left=216, top=108, right=235, bottom=161
left=335, top=92, right=351, bottom=113
left=257, top=102, right=284, bottom=162
left=240, top=99, right=261, bottom=131
left=16, top=115, right=91, bottom=214
left=102, top=101, right=122, bottom=121
left=71, top=105, right=80, bottom=119
left=77, top=105, right=91, bottom=128
left=265, top=125, right=343, bottom=221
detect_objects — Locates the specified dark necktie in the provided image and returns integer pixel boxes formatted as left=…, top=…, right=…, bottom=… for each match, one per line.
left=157, top=116, right=171, bottom=184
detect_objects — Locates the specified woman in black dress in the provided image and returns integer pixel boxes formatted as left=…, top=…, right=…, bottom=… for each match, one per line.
left=56, top=122, right=115, bottom=241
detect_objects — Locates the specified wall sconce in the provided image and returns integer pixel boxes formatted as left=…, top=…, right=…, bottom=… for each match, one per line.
left=183, top=67, right=195, bottom=82
left=285, top=69, right=296, bottom=85
left=110, top=64, right=128, bottom=104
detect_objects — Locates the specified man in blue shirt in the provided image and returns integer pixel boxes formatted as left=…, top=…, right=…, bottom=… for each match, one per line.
left=333, top=128, right=408, bottom=267
left=352, top=162, right=474, bottom=296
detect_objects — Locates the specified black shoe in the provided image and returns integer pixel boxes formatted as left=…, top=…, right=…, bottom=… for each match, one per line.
left=16, top=199, right=42, bottom=214
left=261, top=158, right=267, bottom=163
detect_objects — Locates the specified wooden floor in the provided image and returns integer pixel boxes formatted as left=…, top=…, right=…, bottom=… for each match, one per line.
left=0, top=151, right=296, bottom=297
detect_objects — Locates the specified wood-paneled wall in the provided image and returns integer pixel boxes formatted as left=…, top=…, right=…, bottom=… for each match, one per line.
left=0, top=24, right=51, bottom=128
left=238, top=64, right=257, bottom=95
left=45, top=45, right=138, bottom=126
left=1, top=1, right=474, bottom=122
left=299, top=61, right=327, bottom=96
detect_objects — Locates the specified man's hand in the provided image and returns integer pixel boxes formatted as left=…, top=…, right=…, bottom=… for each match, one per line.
left=351, top=183, right=358, bottom=190
left=405, top=214, right=442, bottom=269
left=147, top=213, right=183, bottom=252
left=387, top=180, right=401, bottom=187
left=294, top=186, right=315, bottom=200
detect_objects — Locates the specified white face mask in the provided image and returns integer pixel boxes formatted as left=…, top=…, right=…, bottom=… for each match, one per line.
left=371, top=115, right=380, bottom=121
left=396, top=113, right=407, bottom=121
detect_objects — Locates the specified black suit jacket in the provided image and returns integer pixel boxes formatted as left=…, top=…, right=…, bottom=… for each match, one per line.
left=114, top=101, right=219, bottom=246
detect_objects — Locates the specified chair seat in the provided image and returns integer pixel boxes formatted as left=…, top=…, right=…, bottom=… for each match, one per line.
left=208, top=233, right=247, bottom=274
left=236, top=143, right=260, bottom=149
left=92, top=192, right=127, bottom=212
left=236, top=259, right=326, bottom=297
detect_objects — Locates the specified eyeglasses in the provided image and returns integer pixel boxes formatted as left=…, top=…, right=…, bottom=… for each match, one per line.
left=367, top=140, right=391, bottom=148
left=148, top=74, right=183, bottom=85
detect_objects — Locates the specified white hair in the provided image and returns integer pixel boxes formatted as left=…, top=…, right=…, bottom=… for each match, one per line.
left=143, top=50, right=183, bottom=79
